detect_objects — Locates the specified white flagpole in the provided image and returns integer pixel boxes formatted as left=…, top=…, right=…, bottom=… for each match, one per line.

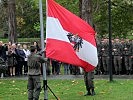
left=39, top=0, right=48, bottom=99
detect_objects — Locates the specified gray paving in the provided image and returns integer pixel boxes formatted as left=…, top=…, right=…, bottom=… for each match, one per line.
left=1, top=75, right=133, bottom=80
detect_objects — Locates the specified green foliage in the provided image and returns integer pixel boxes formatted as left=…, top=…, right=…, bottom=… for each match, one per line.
left=33, top=22, right=40, bottom=32
left=93, top=0, right=108, bottom=37
left=93, top=0, right=133, bottom=38
left=111, top=0, right=133, bottom=38
left=0, top=0, right=132, bottom=39
left=56, top=0, right=79, bottom=15
left=16, top=0, right=41, bottom=38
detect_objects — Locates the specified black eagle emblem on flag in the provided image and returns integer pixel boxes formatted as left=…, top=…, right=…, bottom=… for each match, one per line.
left=67, top=33, right=83, bottom=52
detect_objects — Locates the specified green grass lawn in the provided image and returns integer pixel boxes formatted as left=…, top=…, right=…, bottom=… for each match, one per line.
left=0, top=79, right=133, bottom=100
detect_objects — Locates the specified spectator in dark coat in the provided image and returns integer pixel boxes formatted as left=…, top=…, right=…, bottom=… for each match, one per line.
left=0, top=41, right=6, bottom=61
left=15, top=44, right=26, bottom=76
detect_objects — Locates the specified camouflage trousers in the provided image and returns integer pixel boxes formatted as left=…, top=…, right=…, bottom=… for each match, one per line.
left=124, top=56, right=132, bottom=71
left=102, top=56, right=109, bottom=72
left=27, top=75, right=41, bottom=100
left=84, top=71, right=94, bottom=91
left=114, top=56, right=122, bottom=72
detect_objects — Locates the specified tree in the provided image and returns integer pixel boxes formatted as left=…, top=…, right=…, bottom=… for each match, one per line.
left=0, top=0, right=132, bottom=39
left=0, top=0, right=8, bottom=37
left=8, top=0, right=17, bottom=43
left=15, top=0, right=40, bottom=38
left=93, top=0, right=133, bottom=38
left=80, top=0, right=93, bottom=26
left=111, top=0, right=133, bottom=38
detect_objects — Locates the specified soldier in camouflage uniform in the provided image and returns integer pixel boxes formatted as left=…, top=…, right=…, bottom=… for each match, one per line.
left=122, top=39, right=131, bottom=74
left=84, top=71, right=95, bottom=96
left=101, top=38, right=109, bottom=75
left=95, top=39, right=102, bottom=75
left=27, top=46, right=47, bottom=100
left=112, top=39, right=123, bottom=75
left=129, top=40, right=133, bottom=74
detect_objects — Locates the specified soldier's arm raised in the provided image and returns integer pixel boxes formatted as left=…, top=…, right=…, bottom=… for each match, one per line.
left=38, top=55, right=47, bottom=63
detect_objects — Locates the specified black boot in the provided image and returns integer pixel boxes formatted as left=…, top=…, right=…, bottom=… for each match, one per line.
left=91, top=89, right=96, bottom=96
left=84, top=89, right=91, bottom=96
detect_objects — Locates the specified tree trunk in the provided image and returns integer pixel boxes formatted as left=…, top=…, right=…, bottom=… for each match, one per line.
left=8, top=0, right=17, bottom=43
left=79, top=0, right=82, bottom=18
left=80, top=0, right=93, bottom=26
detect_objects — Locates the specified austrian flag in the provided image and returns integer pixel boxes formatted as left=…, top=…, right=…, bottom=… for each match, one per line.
left=46, top=0, right=98, bottom=72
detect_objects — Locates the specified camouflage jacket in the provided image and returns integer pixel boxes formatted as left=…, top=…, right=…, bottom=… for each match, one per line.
left=122, top=42, right=131, bottom=56
left=101, top=42, right=109, bottom=57
left=112, top=43, right=123, bottom=56
left=129, top=42, right=133, bottom=56
left=27, top=53, right=47, bottom=75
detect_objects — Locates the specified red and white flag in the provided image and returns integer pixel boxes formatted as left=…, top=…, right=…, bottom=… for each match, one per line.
left=46, top=0, right=98, bottom=72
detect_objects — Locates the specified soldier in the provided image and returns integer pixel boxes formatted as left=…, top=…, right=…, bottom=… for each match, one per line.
left=129, top=40, right=133, bottom=74
left=122, top=39, right=131, bottom=75
left=120, top=39, right=126, bottom=74
left=27, top=46, right=47, bottom=100
left=95, top=39, right=102, bottom=75
left=84, top=71, right=95, bottom=96
left=101, top=38, right=109, bottom=75
left=112, top=39, right=123, bottom=75
left=111, top=39, right=115, bottom=74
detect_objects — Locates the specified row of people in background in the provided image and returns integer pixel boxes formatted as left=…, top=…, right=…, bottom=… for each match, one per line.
left=49, top=38, right=133, bottom=76
left=1, top=38, right=133, bottom=77
left=50, top=61, right=82, bottom=75
left=0, top=41, right=31, bottom=77
left=0, top=41, right=82, bottom=77
left=96, top=38, right=133, bottom=75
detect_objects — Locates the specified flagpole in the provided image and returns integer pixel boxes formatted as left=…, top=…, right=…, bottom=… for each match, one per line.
left=108, top=0, right=113, bottom=82
left=39, top=0, right=48, bottom=99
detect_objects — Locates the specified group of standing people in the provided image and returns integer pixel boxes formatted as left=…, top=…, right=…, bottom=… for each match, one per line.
left=1, top=38, right=133, bottom=77
left=0, top=40, right=81, bottom=77
left=0, top=41, right=38, bottom=77
left=7, top=43, right=31, bottom=76
left=96, top=38, right=133, bottom=75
